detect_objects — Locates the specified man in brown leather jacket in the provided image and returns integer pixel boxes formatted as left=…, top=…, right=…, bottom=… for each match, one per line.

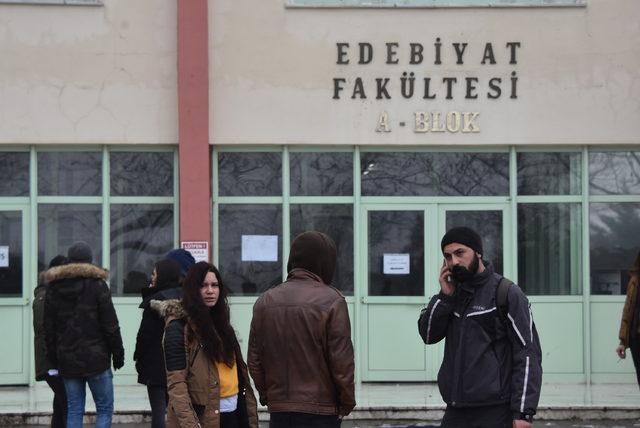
left=248, top=231, right=355, bottom=428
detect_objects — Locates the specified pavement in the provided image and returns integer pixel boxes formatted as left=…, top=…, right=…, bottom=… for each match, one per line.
left=3, top=382, right=640, bottom=426
left=11, top=421, right=640, bottom=427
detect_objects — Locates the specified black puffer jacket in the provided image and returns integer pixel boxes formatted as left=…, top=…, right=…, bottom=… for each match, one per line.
left=133, top=285, right=182, bottom=385
left=33, top=276, right=53, bottom=381
left=418, top=262, right=542, bottom=418
left=44, top=263, right=124, bottom=378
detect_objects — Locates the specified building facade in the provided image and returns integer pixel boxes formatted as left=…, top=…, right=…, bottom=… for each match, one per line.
left=0, top=0, right=639, bottom=386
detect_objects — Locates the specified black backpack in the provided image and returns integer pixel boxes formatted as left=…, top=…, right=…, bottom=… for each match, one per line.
left=496, top=277, right=543, bottom=360
left=496, top=276, right=513, bottom=322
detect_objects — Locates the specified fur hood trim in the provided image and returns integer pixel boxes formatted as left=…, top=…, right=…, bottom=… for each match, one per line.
left=46, top=263, right=109, bottom=283
left=150, top=299, right=186, bottom=320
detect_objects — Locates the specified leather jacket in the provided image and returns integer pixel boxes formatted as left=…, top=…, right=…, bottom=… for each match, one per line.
left=248, top=268, right=355, bottom=416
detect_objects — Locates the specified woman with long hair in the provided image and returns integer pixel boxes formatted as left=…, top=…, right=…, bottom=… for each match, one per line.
left=153, top=261, right=258, bottom=428
left=133, top=258, right=182, bottom=428
left=616, top=250, right=640, bottom=387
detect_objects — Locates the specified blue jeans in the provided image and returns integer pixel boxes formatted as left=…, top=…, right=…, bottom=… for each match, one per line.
left=64, top=369, right=114, bottom=428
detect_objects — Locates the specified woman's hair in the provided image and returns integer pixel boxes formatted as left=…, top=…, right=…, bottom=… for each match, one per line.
left=155, top=258, right=181, bottom=291
left=181, top=261, right=238, bottom=366
left=630, top=250, right=640, bottom=278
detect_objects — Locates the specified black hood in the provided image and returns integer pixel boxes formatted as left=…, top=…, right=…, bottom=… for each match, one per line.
left=286, top=231, right=337, bottom=285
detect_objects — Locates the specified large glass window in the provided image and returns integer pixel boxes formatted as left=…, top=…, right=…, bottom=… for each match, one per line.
left=110, top=204, right=174, bottom=295
left=0, top=152, right=29, bottom=197
left=290, top=152, right=353, bottom=196
left=218, top=204, right=282, bottom=295
left=38, top=152, right=102, bottom=196
left=290, top=204, right=353, bottom=294
left=590, top=203, right=640, bottom=295
left=361, top=152, right=509, bottom=196
left=110, top=152, right=174, bottom=197
left=589, top=151, right=640, bottom=195
left=38, top=205, right=102, bottom=273
left=517, top=152, right=581, bottom=195
left=518, top=203, right=582, bottom=295
left=218, top=153, right=282, bottom=196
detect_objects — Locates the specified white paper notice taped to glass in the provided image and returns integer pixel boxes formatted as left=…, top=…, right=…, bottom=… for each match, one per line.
left=0, top=246, right=8, bottom=268
left=241, top=235, right=278, bottom=262
left=383, top=253, right=410, bottom=275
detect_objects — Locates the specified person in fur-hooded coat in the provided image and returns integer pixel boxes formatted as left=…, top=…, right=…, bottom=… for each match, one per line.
left=151, top=262, right=258, bottom=428
left=44, top=242, right=124, bottom=378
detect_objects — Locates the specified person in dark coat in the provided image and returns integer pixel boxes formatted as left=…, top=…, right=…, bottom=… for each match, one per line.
left=248, top=231, right=355, bottom=428
left=133, top=258, right=182, bottom=428
left=44, top=241, right=124, bottom=428
left=33, top=255, right=68, bottom=428
left=418, top=227, right=542, bottom=428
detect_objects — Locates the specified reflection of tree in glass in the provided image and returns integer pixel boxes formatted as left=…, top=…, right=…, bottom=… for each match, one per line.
left=38, top=153, right=102, bottom=196
left=219, top=153, right=281, bottom=196
left=361, top=153, right=508, bottom=196
left=110, top=205, right=174, bottom=295
left=37, top=205, right=102, bottom=272
left=290, top=153, right=353, bottom=196
left=590, top=203, right=640, bottom=293
left=218, top=205, right=282, bottom=296
left=589, top=152, right=640, bottom=195
left=0, top=153, right=29, bottom=196
left=517, top=153, right=581, bottom=195
left=110, top=152, right=173, bottom=196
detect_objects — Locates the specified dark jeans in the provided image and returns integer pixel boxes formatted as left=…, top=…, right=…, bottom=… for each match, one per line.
left=45, top=375, right=67, bottom=428
left=220, top=409, right=240, bottom=428
left=441, top=404, right=511, bottom=428
left=269, top=412, right=342, bottom=428
left=630, top=338, right=640, bottom=388
left=146, top=385, right=168, bottom=428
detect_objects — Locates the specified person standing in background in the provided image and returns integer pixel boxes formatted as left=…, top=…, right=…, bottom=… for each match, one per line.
left=133, top=258, right=182, bottom=428
left=33, top=255, right=68, bottom=428
left=44, top=241, right=124, bottom=428
left=616, top=250, right=640, bottom=388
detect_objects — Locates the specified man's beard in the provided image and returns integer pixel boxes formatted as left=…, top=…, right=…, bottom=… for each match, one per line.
left=450, top=254, right=480, bottom=283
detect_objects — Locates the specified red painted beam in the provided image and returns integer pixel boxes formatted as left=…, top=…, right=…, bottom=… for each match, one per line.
left=177, top=0, right=211, bottom=258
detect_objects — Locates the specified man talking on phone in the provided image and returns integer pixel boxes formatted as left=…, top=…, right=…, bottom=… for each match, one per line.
left=418, top=227, right=542, bottom=428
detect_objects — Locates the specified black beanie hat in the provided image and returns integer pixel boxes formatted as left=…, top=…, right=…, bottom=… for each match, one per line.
left=441, top=227, right=483, bottom=256
left=68, top=241, right=93, bottom=264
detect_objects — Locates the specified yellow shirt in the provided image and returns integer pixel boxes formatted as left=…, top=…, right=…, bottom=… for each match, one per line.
left=215, top=360, right=238, bottom=398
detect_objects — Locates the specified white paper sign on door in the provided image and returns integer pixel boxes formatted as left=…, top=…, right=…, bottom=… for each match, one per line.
left=0, top=246, right=8, bottom=268
left=383, top=253, right=410, bottom=275
left=241, top=235, right=278, bottom=262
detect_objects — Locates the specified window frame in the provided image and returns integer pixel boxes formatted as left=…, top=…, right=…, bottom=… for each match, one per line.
left=285, top=0, right=586, bottom=8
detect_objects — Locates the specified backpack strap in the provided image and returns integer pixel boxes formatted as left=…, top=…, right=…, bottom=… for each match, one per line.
left=496, top=276, right=513, bottom=322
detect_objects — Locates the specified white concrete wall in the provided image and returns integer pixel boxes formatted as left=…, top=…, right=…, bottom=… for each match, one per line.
left=0, top=0, right=177, bottom=145
left=211, top=0, right=640, bottom=146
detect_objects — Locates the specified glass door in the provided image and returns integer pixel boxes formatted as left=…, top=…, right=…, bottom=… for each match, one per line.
left=360, top=204, right=432, bottom=381
left=0, top=206, right=30, bottom=384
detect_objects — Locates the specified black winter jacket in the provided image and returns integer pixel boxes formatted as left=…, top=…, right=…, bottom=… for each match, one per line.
left=133, top=285, right=182, bottom=385
left=418, top=262, right=542, bottom=418
left=33, top=278, right=53, bottom=381
left=44, top=263, right=124, bottom=378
